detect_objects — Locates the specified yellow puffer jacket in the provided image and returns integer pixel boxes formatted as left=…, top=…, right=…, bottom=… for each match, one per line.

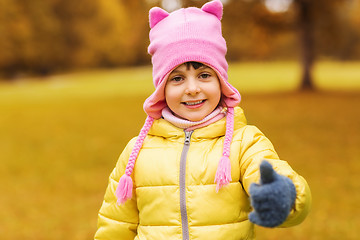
left=95, top=107, right=311, bottom=240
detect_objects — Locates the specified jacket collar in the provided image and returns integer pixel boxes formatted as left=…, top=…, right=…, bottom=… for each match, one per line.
left=148, top=106, right=247, bottom=141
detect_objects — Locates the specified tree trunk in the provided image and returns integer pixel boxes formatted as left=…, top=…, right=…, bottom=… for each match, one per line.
left=296, top=0, right=315, bottom=90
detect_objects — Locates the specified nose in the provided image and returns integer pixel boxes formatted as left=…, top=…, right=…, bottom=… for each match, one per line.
left=185, top=78, right=200, bottom=95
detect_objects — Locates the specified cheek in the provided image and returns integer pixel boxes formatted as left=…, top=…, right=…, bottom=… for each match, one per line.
left=208, top=84, right=222, bottom=102
left=213, top=91, right=221, bottom=105
left=165, top=85, right=180, bottom=105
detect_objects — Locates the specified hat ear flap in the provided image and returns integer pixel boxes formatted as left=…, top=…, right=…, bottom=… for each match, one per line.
left=149, top=7, right=170, bottom=28
left=201, top=0, right=223, bottom=20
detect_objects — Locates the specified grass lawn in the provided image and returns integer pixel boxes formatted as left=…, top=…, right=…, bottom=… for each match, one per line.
left=0, top=61, right=359, bottom=239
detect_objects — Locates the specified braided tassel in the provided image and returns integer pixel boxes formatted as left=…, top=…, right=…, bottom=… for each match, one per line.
left=116, top=116, right=154, bottom=205
left=215, top=107, right=234, bottom=192
left=116, top=173, right=133, bottom=205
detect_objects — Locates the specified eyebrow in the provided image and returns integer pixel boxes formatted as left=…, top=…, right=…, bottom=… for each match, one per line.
left=169, top=70, right=182, bottom=74
left=197, top=65, right=209, bottom=70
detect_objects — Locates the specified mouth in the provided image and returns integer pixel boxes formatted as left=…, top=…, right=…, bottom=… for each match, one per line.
left=182, top=100, right=206, bottom=106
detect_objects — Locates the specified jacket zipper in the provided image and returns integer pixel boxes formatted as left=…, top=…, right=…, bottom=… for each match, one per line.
left=180, top=130, right=193, bottom=240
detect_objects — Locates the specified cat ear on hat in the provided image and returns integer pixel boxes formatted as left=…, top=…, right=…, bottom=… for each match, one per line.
left=149, top=7, right=169, bottom=28
left=201, top=0, right=223, bottom=20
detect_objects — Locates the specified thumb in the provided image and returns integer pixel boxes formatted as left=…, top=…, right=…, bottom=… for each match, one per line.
left=259, top=160, right=275, bottom=184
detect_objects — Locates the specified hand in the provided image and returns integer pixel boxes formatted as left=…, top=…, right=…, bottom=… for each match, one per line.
left=249, top=160, right=296, bottom=227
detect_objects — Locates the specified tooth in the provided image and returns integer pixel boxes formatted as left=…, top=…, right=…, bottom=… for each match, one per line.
left=186, top=100, right=202, bottom=105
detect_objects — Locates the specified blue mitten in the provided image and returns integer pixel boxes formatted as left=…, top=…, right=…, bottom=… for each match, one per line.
left=249, top=160, right=296, bottom=227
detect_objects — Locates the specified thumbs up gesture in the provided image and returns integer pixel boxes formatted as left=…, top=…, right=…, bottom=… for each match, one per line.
left=249, top=160, right=296, bottom=227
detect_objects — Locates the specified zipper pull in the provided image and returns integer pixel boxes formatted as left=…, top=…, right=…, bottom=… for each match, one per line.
left=184, top=131, right=193, bottom=145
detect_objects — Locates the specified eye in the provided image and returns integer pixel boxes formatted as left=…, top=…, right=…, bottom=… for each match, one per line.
left=199, top=73, right=211, bottom=79
left=170, top=76, right=183, bottom=82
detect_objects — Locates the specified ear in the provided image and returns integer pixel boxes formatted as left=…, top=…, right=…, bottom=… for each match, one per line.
left=201, top=0, right=223, bottom=20
left=149, top=7, right=169, bottom=28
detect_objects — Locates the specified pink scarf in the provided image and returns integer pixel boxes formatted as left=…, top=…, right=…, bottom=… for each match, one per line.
left=162, top=106, right=226, bottom=131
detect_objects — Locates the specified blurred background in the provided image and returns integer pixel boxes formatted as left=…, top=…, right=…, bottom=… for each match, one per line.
left=0, top=0, right=359, bottom=239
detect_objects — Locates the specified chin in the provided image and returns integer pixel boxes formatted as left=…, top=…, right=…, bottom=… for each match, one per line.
left=185, top=115, right=206, bottom=122
left=177, top=108, right=212, bottom=122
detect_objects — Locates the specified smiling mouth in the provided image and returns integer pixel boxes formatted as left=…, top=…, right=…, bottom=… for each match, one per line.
left=183, top=100, right=206, bottom=106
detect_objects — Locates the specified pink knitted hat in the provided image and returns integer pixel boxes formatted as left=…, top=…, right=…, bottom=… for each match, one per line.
left=116, top=0, right=241, bottom=204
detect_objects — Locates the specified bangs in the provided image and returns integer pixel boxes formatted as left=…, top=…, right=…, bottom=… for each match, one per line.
left=185, top=61, right=204, bottom=70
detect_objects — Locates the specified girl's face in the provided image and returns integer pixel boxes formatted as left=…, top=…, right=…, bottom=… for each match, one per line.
left=165, top=63, right=221, bottom=122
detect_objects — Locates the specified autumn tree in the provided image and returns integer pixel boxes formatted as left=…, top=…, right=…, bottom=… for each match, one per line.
left=0, top=0, right=64, bottom=77
left=165, top=0, right=355, bottom=90
left=0, top=0, right=150, bottom=78
left=0, top=0, right=359, bottom=80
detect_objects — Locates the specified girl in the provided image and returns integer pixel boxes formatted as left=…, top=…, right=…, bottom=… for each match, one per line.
left=94, top=1, right=311, bottom=239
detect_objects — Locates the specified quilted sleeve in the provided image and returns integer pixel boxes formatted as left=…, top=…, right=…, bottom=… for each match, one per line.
left=94, top=138, right=139, bottom=239
left=238, top=126, right=311, bottom=227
